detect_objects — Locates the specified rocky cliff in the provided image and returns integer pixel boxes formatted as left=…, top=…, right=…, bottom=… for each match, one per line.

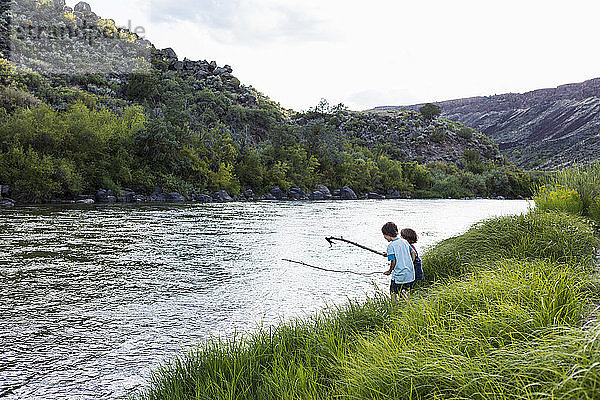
left=373, top=78, right=600, bottom=169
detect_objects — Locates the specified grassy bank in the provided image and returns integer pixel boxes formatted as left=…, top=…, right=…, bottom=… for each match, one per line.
left=136, top=209, right=599, bottom=400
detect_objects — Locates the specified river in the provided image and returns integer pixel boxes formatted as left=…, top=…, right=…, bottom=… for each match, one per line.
left=0, top=199, right=530, bottom=399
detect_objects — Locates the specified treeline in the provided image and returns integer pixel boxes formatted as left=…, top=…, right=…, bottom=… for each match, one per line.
left=0, top=99, right=534, bottom=202
left=0, top=58, right=537, bottom=202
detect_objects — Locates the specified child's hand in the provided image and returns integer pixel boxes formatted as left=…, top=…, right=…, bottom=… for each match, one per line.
left=383, top=252, right=387, bottom=257
left=383, top=270, right=391, bottom=275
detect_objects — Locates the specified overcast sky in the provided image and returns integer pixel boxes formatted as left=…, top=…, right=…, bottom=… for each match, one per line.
left=68, top=0, right=600, bottom=111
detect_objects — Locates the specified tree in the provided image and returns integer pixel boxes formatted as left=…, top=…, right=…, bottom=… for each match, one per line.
left=419, top=103, right=441, bottom=121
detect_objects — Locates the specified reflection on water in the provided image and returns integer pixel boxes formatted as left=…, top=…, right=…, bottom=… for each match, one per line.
left=0, top=200, right=530, bottom=399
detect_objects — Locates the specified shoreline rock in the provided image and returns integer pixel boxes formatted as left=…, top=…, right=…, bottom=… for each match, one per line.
left=0, top=183, right=523, bottom=206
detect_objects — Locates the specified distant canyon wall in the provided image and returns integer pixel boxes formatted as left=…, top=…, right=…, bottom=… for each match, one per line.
left=374, top=78, right=600, bottom=169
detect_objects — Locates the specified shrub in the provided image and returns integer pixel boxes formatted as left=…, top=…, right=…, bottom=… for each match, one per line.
left=534, top=185, right=584, bottom=215
left=419, top=103, right=441, bottom=120
left=457, top=126, right=474, bottom=139
left=430, top=128, right=445, bottom=143
left=590, top=196, right=600, bottom=222
left=541, top=163, right=600, bottom=216
left=421, top=211, right=599, bottom=281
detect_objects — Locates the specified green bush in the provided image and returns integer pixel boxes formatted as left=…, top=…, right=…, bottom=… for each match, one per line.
left=538, top=163, right=600, bottom=219
left=457, top=126, right=474, bottom=139
left=421, top=210, right=599, bottom=281
left=534, top=185, right=584, bottom=215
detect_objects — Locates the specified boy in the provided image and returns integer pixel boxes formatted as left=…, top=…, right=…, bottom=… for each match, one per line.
left=401, top=228, right=423, bottom=282
left=382, top=222, right=415, bottom=301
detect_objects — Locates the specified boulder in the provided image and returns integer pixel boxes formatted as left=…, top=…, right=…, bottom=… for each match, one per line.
left=133, top=195, right=146, bottom=202
left=194, top=70, right=209, bottom=79
left=332, top=189, right=342, bottom=199
left=212, top=190, right=233, bottom=202
left=244, top=189, right=255, bottom=200
left=315, top=185, right=332, bottom=199
left=183, top=58, right=196, bottom=70
left=195, top=194, right=213, bottom=203
left=74, top=1, right=91, bottom=13
left=341, top=186, right=357, bottom=200
left=0, top=198, right=15, bottom=207
left=76, top=199, right=95, bottom=204
left=386, top=190, right=403, bottom=199
left=117, top=193, right=132, bottom=202
left=368, top=193, right=385, bottom=200
left=96, top=189, right=116, bottom=203
left=52, top=0, right=66, bottom=9
left=309, top=191, right=325, bottom=200
left=161, top=47, right=178, bottom=64
left=165, top=192, right=185, bottom=202
left=269, top=186, right=287, bottom=200
left=0, top=185, right=9, bottom=197
left=149, top=187, right=167, bottom=202
left=288, top=187, right=307, bottom=200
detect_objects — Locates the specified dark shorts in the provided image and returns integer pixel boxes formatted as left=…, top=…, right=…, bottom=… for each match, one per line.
left=390, top=279, right=415, bottom=294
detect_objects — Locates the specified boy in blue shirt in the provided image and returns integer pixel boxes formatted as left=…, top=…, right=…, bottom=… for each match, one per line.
left=382, top=222, right=415, bottom=301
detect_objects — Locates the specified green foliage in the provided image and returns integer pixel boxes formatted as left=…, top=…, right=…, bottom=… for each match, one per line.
left=419, top=102, right=442, bottom=121
left=534, top=185, right=584, bottom=215
left=124, top=72, right=160, bottom=102
left=0, top=101, right=146, bottom=200
left=537, top=163, right=600, bottom=219
left=457, top=126, right=475, bottom=139
left=0, top=146, right=82, bottom=200
left=402, top=161, right=432, bottom=190
left=0, top=56, right=534, bottom=201
left=430, top=127, right=445, bottom=142
left=421, top=210, right=599, bottom=281
left=0, top=86, right=42, bottom=113
left=0, top=58, right=16, bottom=86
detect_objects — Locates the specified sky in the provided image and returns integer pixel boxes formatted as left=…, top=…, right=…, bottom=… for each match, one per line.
left=67, top=0, right=600, bottom=111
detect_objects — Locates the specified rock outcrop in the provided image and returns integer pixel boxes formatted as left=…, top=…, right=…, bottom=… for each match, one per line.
left=374, top=78, right=600, bottom=169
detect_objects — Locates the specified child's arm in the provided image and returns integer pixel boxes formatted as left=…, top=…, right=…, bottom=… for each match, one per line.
left=384, top=260, right=395, bottom=275
left=410, top=248, right=416, bottom=262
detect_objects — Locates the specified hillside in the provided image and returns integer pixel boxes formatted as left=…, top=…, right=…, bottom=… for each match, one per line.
left=0, top=0, right=530, bottom=204
left=373, top=78, right=600, bottom=169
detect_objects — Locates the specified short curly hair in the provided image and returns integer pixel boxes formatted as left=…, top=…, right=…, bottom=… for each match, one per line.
left=381, top=222, right=398, bottom=237
left=400, top=228, right=418, bottom=244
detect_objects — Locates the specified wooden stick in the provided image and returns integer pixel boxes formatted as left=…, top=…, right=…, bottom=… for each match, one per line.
left=282, top=259, right=382, bottom=276
left=325, top=236, right=386, bottom=257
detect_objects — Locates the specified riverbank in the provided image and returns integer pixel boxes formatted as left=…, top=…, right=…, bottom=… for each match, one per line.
left=0, top=183, right=522, bottom=208
left=136, top=210, right=600, bottom=399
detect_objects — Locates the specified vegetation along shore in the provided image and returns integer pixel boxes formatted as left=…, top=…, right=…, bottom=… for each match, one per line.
left=134, top=164, right=600, bottom=399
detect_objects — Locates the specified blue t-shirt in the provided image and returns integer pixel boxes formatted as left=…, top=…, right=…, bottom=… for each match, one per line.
left=387, top=238, right=415, bottom=284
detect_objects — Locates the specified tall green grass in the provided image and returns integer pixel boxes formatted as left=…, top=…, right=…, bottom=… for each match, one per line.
left=421, top=210, right=599, bottom=281
left=338, top=259, right=594, bottom=399
left=135, top=211, right=600, bottom=400
left=534, top=162, right=600, bottom=220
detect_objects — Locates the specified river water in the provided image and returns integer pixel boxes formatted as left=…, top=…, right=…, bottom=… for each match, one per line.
left=0, top=199, right=530, bottom=399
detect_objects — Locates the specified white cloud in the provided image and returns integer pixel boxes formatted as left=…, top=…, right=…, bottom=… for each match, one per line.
left=75, top=0, right=600, bottom=111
